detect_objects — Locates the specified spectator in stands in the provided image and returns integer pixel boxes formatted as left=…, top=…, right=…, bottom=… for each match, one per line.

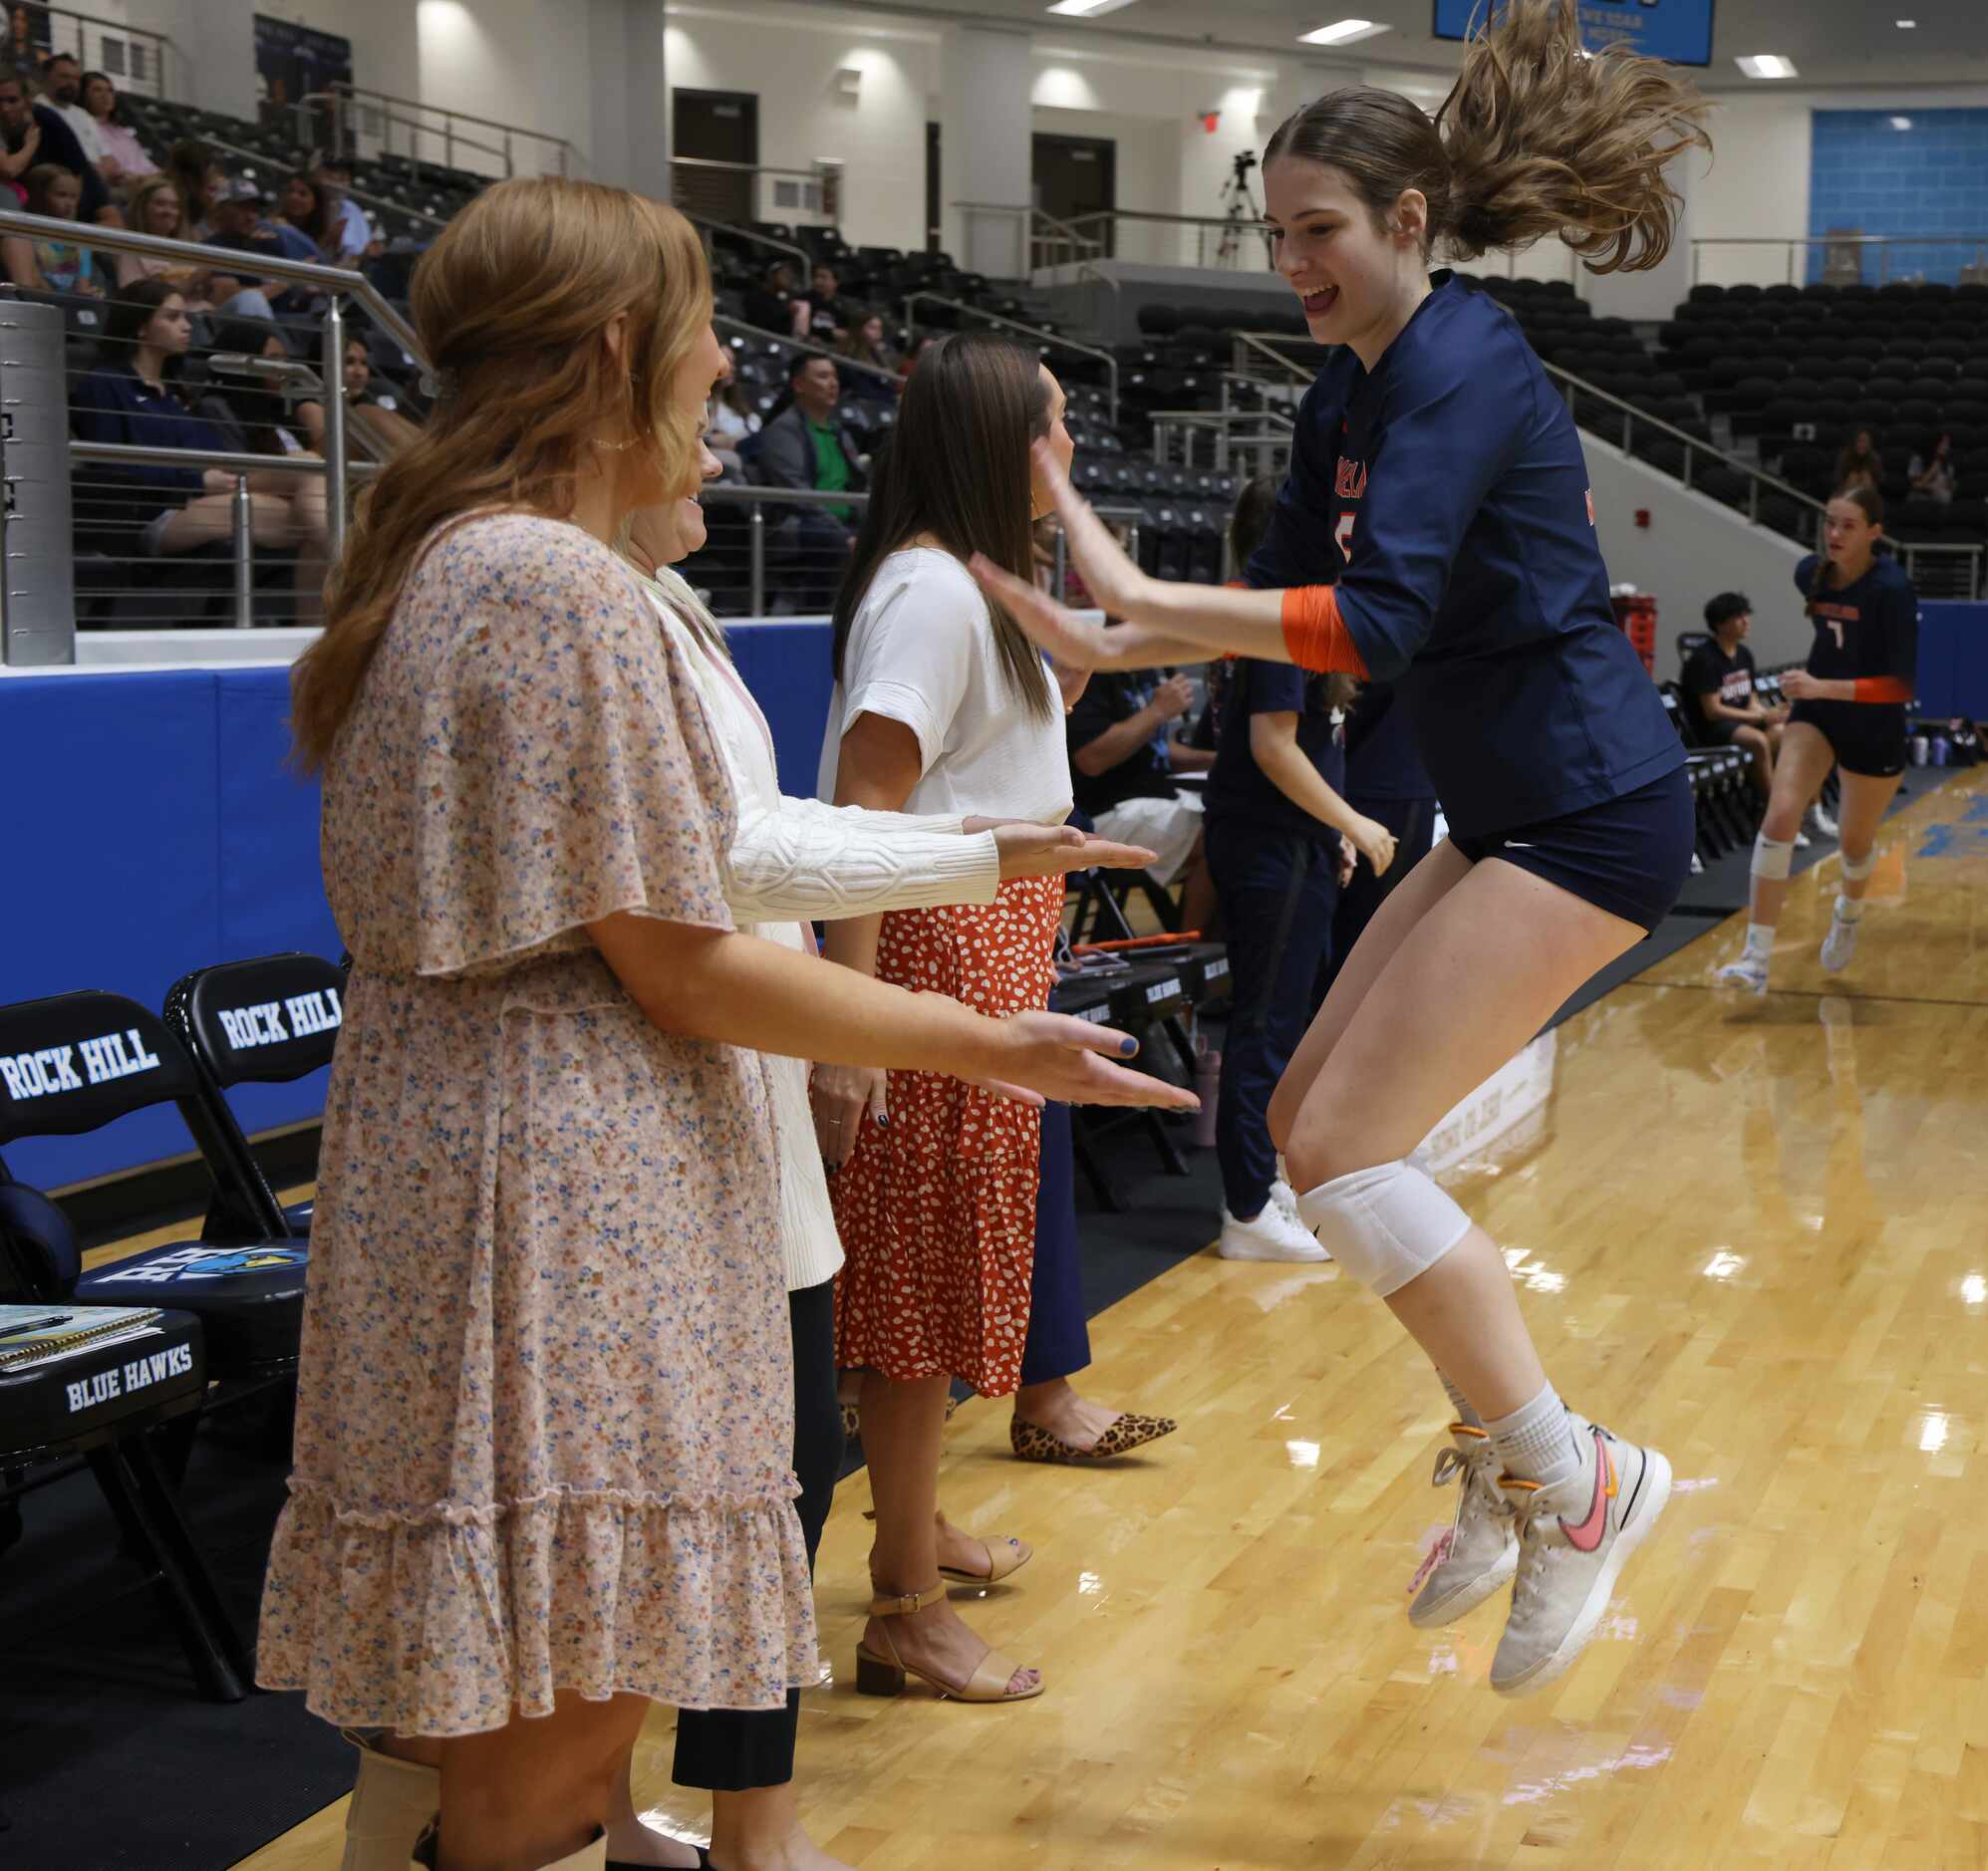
left=1201, top=476, right=1397, bottom=1264
left=838, top=306, right=900, bottom=394
left=73, top=280, right=329, bottom=623
left=277, top=171, right=340, bottom=262
left=1684, top=591, right=1787, bottom=799
left=1835, top=428, right=1882, bottom=497
left=706, top=372, right=760, bottom=473
left=165, top=136, right=220, bottom=236
left=311, top=156, right=374, bottom=262
left=2, top=160, right=104, bottom=293
left=4, top=7, right=37, bottom=68
left=0, top=64, right=110, bottom=222
left=36, top=52, right=98, bottom=166
left=193, top=313, right=308, bottom=457
left=1067, top=660, right=1217, bottom=933
left=1909, top=430, right=1957, bottom=505
left=117, top=172, right=218, bottom=306
left=206, top=176, right=321, bottom=317
left=805, top=260, right=852, bottom=343
left=294, top=329, right=425, bottom=460
left=79, top=72, right=154, bottom=186
left=756, top=354, right=865, bottom=599
left=742, top=257, right=808, bottom=339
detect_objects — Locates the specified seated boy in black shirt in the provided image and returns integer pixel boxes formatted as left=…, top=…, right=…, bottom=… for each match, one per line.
left=1684, top=591, right=1789, bottom=799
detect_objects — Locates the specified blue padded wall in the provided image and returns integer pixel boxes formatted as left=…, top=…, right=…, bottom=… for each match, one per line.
left=1810, top=110, right=1988, bottom=286
left=0, top=626, right=842, bottom=1192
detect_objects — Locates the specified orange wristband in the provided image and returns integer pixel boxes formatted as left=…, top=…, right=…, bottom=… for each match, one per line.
left=1278, top=586, right=1370, bottom=677
left=1851, top=675, right=1912, bottom=703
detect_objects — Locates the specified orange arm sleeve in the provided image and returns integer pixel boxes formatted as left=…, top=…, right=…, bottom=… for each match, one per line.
left=1851, top=676, right=1912, bottom=703
left=1278, top=586, right=1370, bottom=677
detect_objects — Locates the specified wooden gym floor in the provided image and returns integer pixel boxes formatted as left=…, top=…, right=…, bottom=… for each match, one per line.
left=209, top=766, right=1988, bottom=1869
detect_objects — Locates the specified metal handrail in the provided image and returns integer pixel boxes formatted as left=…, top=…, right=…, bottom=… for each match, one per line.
left=317, top=82, right=581, bottom=180
left=1222, top=323, right=1825, bottom=533
left=1030, top=207, right=1103, bottom=272
left=901, top=292, right=1118, bottom=425
left=672, top=155, right=832, bottom=185
left=1692, top=233, right=1988, bottom=288
left=714, top=314, right=902, bottom=389
left=1229, top=330, right=1316, bottom=382
left=688, top=211, right=810, bottom=277
left=198, top=132, right=452, bottom=235
left=0, top=211, right=427, bottom=370
left=1066, top=206, right=1276, bottom=271
left=6, top=209, right=431, bottom=564
left=1149, top=407, right=1292, bottom=474
left=691, top=483, right=1148, bottom=616
left=71, top=439, right=378, bottom=480
left=29, top=5, right=168, bottom=96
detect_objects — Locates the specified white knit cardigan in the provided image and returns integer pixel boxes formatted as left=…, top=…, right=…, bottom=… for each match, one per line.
left=640, top=575, right=1002, bottom=1293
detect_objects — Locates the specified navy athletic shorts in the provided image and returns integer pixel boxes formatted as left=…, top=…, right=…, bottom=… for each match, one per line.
left=1789, top=698, right=1908, bottom=779
left=1448, top=767, right=1694, bottom=934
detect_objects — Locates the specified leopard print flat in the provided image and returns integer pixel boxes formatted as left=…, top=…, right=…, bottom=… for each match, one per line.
left=1008, top=1411, right=1178, bottom=1464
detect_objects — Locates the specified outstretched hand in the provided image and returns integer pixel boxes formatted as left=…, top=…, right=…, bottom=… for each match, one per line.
left=965, top=818, right=1162, bottom=882
left=973, top=1011, right=1202, bottom=1111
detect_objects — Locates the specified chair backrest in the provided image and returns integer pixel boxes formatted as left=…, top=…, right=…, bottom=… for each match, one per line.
left=165, top=952, right=345, bottom=1092
left=0, top=990, right=202, bottom=1146
left=0, top=1170, right=83, bottom=1299
left=162, top=952, right=344, bottom=1243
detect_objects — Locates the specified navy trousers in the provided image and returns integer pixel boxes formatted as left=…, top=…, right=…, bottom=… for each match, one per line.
left=1019, top=1101, right=1089, bottom=1386
left=1208, top=822, right=1338, bottom=1220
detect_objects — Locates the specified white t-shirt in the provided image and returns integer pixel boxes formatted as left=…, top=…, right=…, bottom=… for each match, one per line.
left=817, top=546, right=1073, bottom=825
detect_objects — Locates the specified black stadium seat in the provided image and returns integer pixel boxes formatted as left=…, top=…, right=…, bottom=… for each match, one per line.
left=163, top=952, right=346, bottom=1244
left=0, top=992, right=307, bottom=1379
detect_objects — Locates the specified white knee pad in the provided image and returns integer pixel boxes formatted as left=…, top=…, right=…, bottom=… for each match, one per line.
left=1840, top=847, right=1875, bottom=882
left=1292, top=1161, right=1473, bottom=1297
left=1751, top=833, right=1795, bottom=882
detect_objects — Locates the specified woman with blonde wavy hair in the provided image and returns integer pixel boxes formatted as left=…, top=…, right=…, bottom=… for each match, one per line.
left=261, top=177, right=1189, bottom=1871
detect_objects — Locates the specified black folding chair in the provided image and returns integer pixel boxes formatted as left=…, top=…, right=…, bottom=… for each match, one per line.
left=163, top=951, right=346, bottom=1244
left=0, top=991, right=308, bottom=1382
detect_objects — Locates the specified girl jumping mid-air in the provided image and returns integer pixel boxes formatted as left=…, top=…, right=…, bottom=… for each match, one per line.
left=973, top=0, right=1709, bottom=1697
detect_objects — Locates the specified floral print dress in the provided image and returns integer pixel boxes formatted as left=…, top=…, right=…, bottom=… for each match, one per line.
left=256, top=512, right=815, bottom=1736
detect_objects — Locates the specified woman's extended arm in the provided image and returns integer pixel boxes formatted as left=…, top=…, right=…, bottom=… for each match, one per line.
left=1248, top=711, right=1396, bottom=875
left=589, top=912, right=1193, bottom=1112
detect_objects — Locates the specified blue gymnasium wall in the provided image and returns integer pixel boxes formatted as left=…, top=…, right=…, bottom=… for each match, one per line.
left=1809, top=110, right=1988, bottom=286
left=0, top=621, right=838, bottom=1193
left=7, top=608, right=1981, bottom=1190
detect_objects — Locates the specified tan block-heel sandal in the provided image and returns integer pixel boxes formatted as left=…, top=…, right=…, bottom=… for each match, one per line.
left=853, top=1583, right=1045, bottom=1704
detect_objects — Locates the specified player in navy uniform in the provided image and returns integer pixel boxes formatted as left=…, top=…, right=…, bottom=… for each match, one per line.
left=973, top=0, right=1705, bottom=1699
left=1715, top=486, right=1918, bottom=994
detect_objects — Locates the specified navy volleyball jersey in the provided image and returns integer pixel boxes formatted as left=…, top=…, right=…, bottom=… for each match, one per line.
left=1794, top=552, right=1919, bottom=685
left=1246, top=272, right=1680, bottom=840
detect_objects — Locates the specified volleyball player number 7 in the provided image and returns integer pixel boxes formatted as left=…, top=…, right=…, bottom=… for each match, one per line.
left=972, top=0, right=1707, bottom=1698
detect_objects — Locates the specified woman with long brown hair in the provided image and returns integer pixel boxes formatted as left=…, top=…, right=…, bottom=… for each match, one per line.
left=812, top=334, right=1175, bottom=1709
left=975, top=0, right=1710, bottom=1699
left=261, top=179, right=1188, bottom=1871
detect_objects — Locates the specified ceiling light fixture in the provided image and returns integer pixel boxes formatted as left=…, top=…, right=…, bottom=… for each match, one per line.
left=1297, top=18, right=1392, bottom=45
left=1890, top=116, right=1913, bottom=131
left=1045, top=0, right=1139, bottom=15
left=1734, top=54, right=1798, bottom=79
left=1896, top=18, right=1916, bottom=27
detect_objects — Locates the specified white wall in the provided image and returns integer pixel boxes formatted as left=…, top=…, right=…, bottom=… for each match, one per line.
left=127, top=0, right=257, bottom=117
left=666, top=1, right=937, bottom=255
left=1583, top=433, right=1812, bottom=674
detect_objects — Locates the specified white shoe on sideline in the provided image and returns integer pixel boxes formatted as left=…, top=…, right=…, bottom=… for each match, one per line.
left=1794, top=829, right=1812, bottom=849
left=1269, top=1175, right=1301, bottom=1218
left=1821, top=904, right=1861, bottom=973
left=1713, top=954, right=1770, bottom=996
left=1808, top=802, right=1840, bottom=839
left=1219, top=1200, right=1329, bottom=1262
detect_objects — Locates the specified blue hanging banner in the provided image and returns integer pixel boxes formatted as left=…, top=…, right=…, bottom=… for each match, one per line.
left=1432, top=0, right=1716, bottom=69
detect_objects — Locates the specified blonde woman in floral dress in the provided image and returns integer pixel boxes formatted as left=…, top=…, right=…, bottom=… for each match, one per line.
left=262, top=177, right=1191, bottom=1871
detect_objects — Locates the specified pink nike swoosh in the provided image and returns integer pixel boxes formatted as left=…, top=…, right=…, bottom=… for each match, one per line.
left=1560, top=1429, right=1614, bottom=1554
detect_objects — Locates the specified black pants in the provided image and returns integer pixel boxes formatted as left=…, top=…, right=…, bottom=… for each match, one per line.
left=1019, top=1102, right=1089, bottom=1388
left=1209, top=822, right=1337, bottom=1219
left=1317, top=796, right=1437, bottom=1005
left=673, top=1277, right=843, bottom=1792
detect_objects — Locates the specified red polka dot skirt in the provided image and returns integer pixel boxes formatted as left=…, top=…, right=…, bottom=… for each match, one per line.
left=828, top=875, right=1064, bottom=1397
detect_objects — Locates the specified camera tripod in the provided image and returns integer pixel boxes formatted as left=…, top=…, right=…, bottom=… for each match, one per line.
left=1216, top=152, right=1262, bottom=268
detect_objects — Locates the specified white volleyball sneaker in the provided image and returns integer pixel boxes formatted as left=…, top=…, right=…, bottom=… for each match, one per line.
left=1820, top=900, right=1861, bottom=972
left=1406, top=1424, right=1520, bottom=1629
left=1218, top=1199, right=1329, bottom=1263
left=1490, top=1417, right=1672, bottom=1698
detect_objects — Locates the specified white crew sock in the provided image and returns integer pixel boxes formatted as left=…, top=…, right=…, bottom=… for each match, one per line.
left=1486, top=1381, right=1581, bottom=1488
left=1743, top=923, right=1774, bottom=960
left=1438, top=1369, right=1484, bottom=1430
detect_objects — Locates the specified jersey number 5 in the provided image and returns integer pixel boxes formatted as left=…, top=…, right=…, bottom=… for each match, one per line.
left=1335, top=512, right=1356, bottom=559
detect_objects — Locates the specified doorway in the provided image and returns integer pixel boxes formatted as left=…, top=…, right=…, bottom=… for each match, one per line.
left=673, top=88, right=757, bottom=224
left=927, top=120, right=942, bottom=254
left=1032, top=133, right=1116, bottom=260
